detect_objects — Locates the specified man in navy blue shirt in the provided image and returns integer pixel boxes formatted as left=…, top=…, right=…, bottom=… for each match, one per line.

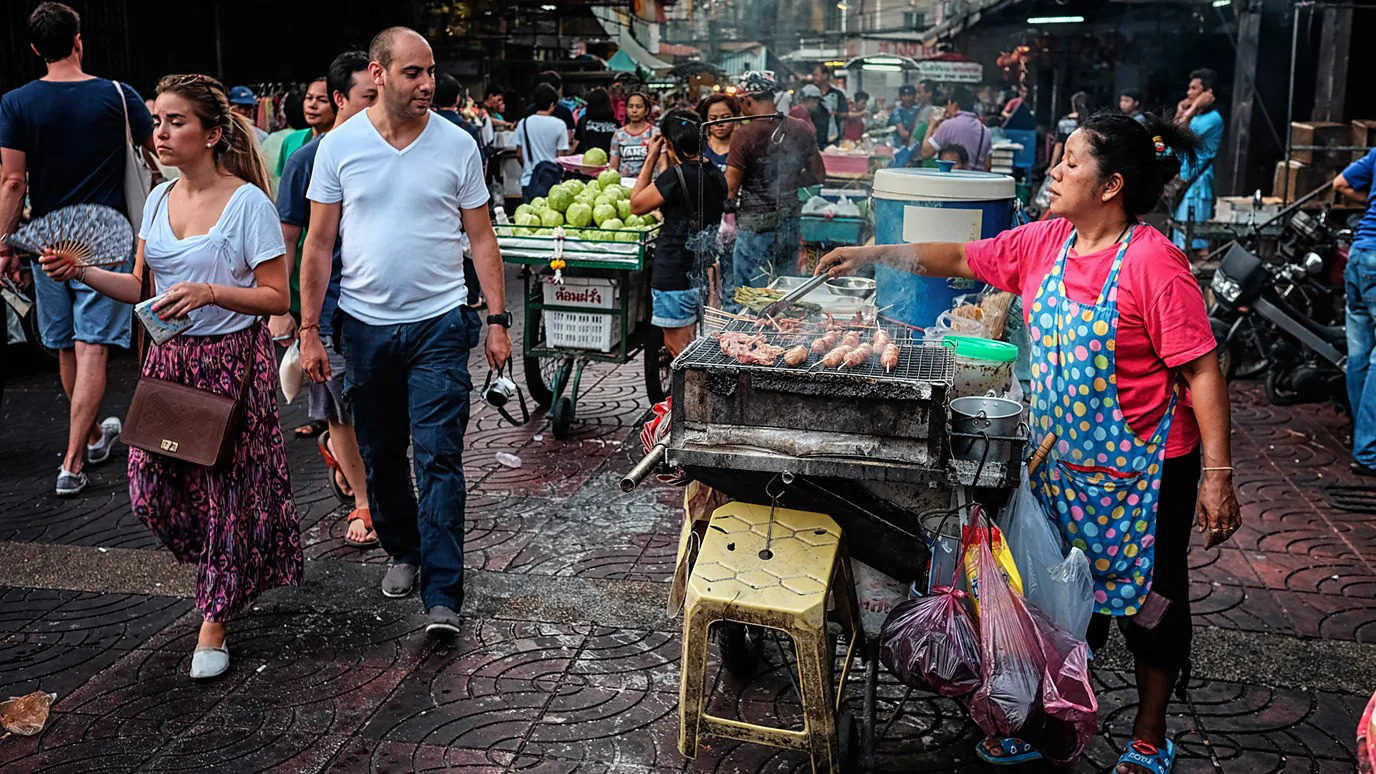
left=277, top=50, right=378, bottom=547
left=0, top=1, right=154, bottom=497
left=1336, top=150, right=1376, bottom=476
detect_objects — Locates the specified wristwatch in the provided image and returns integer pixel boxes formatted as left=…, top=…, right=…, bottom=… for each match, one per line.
left=487, top=312, right=513, bottom=328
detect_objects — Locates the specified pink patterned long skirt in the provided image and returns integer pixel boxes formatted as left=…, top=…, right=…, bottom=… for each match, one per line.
left=128, top=321, right=304, bottom=622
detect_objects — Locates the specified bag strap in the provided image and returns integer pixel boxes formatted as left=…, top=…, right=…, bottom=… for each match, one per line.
left=113, top=80, right=135, bottom=150
left=135, top=183, right=176, bottom=366
left=672, top=164, right=698, bottom=220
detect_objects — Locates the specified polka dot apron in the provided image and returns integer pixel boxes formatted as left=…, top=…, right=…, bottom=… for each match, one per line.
left=1026, top=225, right=1178, bottom=616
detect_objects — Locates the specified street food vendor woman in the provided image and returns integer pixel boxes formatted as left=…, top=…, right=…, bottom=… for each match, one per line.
left=818, top=112, right=1242, bottom=774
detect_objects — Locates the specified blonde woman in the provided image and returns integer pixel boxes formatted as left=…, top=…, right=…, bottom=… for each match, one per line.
left=41, top=74, right=302, bottom=681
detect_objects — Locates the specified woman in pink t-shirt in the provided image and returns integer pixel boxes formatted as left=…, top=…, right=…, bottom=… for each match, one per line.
left=819, top=113, right=1241, bottom=774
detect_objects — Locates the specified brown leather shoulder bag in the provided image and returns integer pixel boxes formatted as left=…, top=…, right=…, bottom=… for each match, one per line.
left=122, top=184, right=253, bottom=468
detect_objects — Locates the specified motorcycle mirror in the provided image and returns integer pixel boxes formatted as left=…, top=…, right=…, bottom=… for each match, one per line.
left=1303, top=252, right=1325, bottom=275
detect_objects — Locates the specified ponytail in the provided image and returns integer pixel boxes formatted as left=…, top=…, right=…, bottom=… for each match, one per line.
left=1079, top=110, right=1200, bottom=216
left=221, top=111, right=271, bottom=196
left=155, top=74, right=271, bottom=196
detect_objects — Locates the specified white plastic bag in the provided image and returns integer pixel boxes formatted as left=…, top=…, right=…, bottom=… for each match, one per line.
left=1001, top=466, right=1093, bottom=641
left=1044, top=547, right=1094, bottom=642
left=278, top=340, right=304, bottom=403
left=834, top=195, right=861, bottom=218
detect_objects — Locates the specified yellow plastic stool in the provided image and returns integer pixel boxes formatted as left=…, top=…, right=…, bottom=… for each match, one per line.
left=678, top=501, right=862, bottom=773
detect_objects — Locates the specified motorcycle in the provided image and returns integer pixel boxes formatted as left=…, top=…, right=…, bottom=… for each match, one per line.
left=1210, top=238, right=1348, bottom=407
left=1207, top=193, right=1349, bottom=380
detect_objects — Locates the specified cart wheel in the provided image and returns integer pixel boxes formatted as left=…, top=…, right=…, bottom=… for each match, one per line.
left=717, top=622, right=760, bottom=679
left=521, top=308, right=563, bottom=408
left=551, top=396, right=575, bottom=439
left=837, top=711, right=860, bottom=773
left=642, top=325, right=671, bottom=404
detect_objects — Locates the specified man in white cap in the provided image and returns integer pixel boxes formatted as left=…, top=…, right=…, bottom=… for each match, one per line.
left=723, top=71, right=825, bottom=310
left=789, top=83, right=820, bottom=136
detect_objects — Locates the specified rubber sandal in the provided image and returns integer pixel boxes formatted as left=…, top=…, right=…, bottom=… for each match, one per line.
left=1115, top=739, right=1176, bottom=774
left=317, top=430, right=355, bottom=503
left=974, top=737, right=1043, bottom=766
left=294, top=420, right=327, bottom=439
left=344, top=508, right=379, bottom=548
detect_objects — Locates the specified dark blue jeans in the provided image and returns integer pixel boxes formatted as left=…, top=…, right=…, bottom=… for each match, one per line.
left=339, top=303, right=481, bottom=611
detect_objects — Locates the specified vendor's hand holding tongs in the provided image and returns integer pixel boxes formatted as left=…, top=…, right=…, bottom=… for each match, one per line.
left=759, top=273, right=831, bottom=318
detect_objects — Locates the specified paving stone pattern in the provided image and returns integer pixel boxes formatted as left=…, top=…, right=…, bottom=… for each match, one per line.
left=1, top=278, right=1372, bottom=772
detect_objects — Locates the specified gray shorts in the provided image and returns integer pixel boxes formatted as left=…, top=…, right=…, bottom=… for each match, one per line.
left=307, top=336, right=352, bottom=425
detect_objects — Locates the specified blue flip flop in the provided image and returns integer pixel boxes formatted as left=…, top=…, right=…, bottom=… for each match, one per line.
left=974, top=737, right=1044, bottom=766
left=1115, top=739, right=1176, bottom=773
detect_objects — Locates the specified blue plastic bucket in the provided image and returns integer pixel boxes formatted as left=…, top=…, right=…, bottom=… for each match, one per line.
left=872, top=168, right=1016, bottom=328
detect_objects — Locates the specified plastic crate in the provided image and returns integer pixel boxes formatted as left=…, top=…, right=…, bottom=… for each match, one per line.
left=541, top=276, right=622, bottom=352
left=801, top=216, right=869, bottom=245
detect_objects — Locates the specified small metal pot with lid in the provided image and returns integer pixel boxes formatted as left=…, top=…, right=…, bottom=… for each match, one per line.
left=948, top=394, right=1026, bottom=463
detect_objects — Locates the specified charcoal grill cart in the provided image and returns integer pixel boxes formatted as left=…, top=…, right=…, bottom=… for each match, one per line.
left=499, top=226, right=668, bottom=438
left=624, top=319, right=1026, bottom=771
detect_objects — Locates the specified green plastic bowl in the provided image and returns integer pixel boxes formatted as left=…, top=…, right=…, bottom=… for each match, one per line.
left=941, top=334, right=1018, bottom=363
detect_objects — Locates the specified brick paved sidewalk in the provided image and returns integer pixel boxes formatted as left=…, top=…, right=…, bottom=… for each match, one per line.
left=1, top=285, right=1373, bottom=772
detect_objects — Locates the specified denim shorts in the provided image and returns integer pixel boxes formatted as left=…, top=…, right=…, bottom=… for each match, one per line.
left=652, top=288, right=699, bottom=328
left=306, top=336, right=352, bottom=425
left=31, top=258, right=132, bottom=349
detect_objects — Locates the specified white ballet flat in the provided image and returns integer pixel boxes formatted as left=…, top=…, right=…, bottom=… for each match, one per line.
left=190, top=641, right=230, bottom=680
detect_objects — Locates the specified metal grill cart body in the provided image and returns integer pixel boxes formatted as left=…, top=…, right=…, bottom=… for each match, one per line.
left=499, top=225, right=667, bottom=438
left=630, top=321, right=1025, bottom=769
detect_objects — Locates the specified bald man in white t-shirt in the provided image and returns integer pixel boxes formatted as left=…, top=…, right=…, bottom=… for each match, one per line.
left=298, top=27, right=511, bottom=636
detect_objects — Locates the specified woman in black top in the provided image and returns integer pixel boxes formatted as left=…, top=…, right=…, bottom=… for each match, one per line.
left=629, top=109, right=727, bottom=356
left=574, top=87, right=620, bottom=155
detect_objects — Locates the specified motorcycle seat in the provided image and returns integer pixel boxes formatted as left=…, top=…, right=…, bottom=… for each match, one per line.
left=1311, top=322, right=1347, bottom=342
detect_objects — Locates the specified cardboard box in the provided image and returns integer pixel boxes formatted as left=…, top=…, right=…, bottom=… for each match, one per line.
left=1273, top=159, right=1338, bottom=203
left=1214, top=195, right=1283, bottom=224
left=1352, top=120, right=1376, bottom=162
left=1290, top=121, right=1348, bottom=164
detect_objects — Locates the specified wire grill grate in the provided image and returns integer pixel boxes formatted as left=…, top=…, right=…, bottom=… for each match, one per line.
left=675, top=321, right=954, bottom=386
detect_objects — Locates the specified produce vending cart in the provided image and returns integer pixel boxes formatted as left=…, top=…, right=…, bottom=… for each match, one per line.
left=498, top=223, right=667, bottom=439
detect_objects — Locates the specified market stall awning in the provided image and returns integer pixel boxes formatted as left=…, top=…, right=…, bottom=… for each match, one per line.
left=608, top=51, right=639, bottom=72
left=592, top=6, right=674, bottom=75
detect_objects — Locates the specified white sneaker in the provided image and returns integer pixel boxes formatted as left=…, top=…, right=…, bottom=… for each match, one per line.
left=55, top=467, right=89, bottom=497
left=86, top=417, right=122, bottom=465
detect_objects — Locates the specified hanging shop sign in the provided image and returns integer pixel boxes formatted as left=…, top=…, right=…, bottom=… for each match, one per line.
left=915, top=59, right=982, bottom=83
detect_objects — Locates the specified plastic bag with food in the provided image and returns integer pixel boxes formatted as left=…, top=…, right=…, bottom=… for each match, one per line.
left=968, top=529, right=1044, bottom=737
left=278, top=340, right=304, bottom=403
left=879, top=589, right=982, bottom=698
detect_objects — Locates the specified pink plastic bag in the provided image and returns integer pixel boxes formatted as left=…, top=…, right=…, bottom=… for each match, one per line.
left=878, top=588, right=981, bottom=698
left=968, top=532, right=1045, bottom=737
left=1025, top=604, right=1099, bottom=765
left=968, top=527, right=1099, bottom=766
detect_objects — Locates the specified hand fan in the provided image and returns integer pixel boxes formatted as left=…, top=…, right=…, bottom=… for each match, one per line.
left=4, top=204, right=133, bottom=268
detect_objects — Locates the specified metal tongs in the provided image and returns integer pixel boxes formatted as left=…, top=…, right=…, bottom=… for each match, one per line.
left=759, top=272, right=830, bottom=317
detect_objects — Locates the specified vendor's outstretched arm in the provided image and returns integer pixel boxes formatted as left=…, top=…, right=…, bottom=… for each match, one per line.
left=814, top=241, right=973, bottom=280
